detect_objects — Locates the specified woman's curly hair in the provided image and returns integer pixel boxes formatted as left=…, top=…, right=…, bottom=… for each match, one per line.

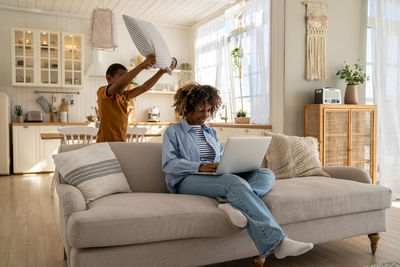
left=173, top=83, right=222, bottom=118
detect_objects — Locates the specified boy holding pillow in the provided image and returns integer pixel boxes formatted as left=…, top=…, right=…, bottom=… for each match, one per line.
left=96, top=54, right=175, bottom=142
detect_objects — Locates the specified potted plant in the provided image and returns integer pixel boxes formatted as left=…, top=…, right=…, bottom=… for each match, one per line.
left=14, top=105, right=23, bottom=122
left=234, top=109, right=250, bottom=124
left=336, top=61, right=370, bottom=104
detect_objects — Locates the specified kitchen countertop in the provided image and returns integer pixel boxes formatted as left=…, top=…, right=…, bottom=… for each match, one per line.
left=12, top=122, right=271, bottom=129
left=12, top=122, right=175, bottom=126
left=209, top=123, right=272, bottom=129
left=40, top=133, right=162, bottom=140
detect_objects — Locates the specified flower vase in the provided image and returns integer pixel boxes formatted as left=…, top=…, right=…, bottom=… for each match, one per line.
left=344, top=84, right=358, bottom=104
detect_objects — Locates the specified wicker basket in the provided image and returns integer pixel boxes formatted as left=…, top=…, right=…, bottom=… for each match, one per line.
left=234, top=117, right=250, bottom=124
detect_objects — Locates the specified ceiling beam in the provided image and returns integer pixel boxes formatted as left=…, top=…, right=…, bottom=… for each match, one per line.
left=0, top=4, right=90, bottom=19
left=199, top=0, right=236, bottom=3
left=0, top=4, right=190, bottom=29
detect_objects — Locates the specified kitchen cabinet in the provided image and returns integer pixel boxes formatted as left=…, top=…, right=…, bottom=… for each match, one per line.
left=13, top=125, right=61, bottom=173
left=12, top=29, right=36, bottom=86
left=12, top=125, right=40, bottom=173
left=39, top=31, right=61, bottom=86
left=40, top=126, right=61, bottom=171
left=62, top=33, right=84, bottom=88
left=12, top=28, right=83, bottom=88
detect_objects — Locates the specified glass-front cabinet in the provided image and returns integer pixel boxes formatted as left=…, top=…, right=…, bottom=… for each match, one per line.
left=12, top=28, right=83, bottom=88
left=62, top=33, right=83, bottom=87
left=39, top=31, right=60, bottom=86
left=13, top=29, right=35, bottom=85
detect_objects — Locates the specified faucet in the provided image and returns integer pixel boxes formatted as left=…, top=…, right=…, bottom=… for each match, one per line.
left=220, top=104, right=228, bottom=123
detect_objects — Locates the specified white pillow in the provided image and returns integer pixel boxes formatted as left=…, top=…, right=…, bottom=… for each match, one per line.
left=52, top=143, right=131, bottom=203
left=123, top=15, right=172, bottom=74
left=264, top=132, right=330, bottom=179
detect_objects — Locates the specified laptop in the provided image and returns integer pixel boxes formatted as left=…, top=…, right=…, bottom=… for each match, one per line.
left=192, top=136, right=272, bottom=175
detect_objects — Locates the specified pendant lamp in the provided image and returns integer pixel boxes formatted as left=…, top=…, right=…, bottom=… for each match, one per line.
left=90, top=8, right=117, bottom=50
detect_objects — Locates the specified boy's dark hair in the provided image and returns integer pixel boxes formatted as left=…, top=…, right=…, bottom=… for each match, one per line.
left=173, top=83, right=222, bottom=118
left=106, top=63, right=127, bottom=77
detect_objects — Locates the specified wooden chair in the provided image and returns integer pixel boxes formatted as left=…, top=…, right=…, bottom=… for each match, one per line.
left=126, top=126, right=147, bottom=142
left=58, top=126, right=98, bottom=145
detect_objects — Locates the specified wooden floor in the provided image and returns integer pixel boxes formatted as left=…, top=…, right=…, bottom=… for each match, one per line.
left=0, top=174, right=399, bottom=267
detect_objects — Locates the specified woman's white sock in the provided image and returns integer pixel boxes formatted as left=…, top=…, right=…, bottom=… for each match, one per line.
left=217, top=203, right=248, bottom=228
left=273, top=238, right=314, bottom=259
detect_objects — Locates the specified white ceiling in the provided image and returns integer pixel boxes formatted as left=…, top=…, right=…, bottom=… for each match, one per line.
left=0, top=0, right=236, bottom=28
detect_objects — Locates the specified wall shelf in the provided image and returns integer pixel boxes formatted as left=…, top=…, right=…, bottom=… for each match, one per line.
left=145, top=90, right=176, bottom=95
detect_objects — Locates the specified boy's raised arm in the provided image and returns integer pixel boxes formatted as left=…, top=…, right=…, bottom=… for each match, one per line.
left=107, top=54, right=156, bottom=96
left=127, top=60, right=175, bottom=99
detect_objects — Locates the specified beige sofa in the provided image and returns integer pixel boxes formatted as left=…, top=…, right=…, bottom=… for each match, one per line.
left=56, top=142, right=392, bottom=267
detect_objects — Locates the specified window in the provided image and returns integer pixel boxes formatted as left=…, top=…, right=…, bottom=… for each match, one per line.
left=195, top=0, right=270, bottom=124
left=366, top=0, right=400, bottom=103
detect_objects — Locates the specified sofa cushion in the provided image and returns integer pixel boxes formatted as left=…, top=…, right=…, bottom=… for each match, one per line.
left=53, top=143, right=131, bottom=203
left=67, top=193, right=240, bottom=248
left=263, top=177, right=392, bottom=225
left=264, top=132, right=329, bottom=179
left=59, top=142, right=169, bottom=193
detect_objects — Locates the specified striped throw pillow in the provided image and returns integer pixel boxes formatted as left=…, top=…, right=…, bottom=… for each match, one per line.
left=123, top=15, right=172, bottom=74
left=53, top=143, right=131, bottom=203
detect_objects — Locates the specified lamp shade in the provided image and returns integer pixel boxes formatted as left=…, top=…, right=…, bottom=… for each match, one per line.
left=90, top=8, right=117, bottom=49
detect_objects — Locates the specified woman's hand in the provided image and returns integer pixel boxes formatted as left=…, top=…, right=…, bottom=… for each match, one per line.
left=199, top=163, right=219, bottom=172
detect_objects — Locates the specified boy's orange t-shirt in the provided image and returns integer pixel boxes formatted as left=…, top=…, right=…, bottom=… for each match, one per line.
left=96, top=85, right=129, bottom=142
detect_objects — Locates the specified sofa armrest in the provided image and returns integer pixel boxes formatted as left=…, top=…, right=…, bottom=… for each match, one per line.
left=56, top=183, right=87, bottom=221
left=322, top=166, right=372, bottom=184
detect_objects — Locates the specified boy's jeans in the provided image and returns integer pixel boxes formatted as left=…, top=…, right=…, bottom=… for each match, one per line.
left=176, top=168, right=285, bottom=256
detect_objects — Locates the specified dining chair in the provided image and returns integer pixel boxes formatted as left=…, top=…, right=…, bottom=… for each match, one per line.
left=126, top=126, right=147, bottom=142
left=58, top=126, right=98, bottom=145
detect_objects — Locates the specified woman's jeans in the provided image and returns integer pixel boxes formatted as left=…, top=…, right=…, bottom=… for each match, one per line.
left=176, top=168, right=285, bottom=257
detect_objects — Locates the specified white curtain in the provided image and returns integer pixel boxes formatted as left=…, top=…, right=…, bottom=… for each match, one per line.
left=195, top=0, right=270, bottom=124
left=241, top=0, right=270, bottom=124
left=368, top=0, right=400, bottom=199
left=195, top=16, right=232, bottom=121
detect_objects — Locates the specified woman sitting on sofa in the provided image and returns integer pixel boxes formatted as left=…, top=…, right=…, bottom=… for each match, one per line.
left=162, top=83, right=313, bottom=259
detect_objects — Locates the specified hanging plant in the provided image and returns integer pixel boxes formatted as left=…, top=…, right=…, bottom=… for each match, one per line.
left=231, top=47, right=242, bottom=73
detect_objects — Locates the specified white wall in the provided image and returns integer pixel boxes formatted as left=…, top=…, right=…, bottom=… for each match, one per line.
left=284, top=0, right=366, bottom=135
left=0, top=8, right=192, bottom=123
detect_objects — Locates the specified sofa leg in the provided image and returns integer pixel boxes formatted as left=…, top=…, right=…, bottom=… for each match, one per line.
left=368, top=233, right=380, bottom=254
left=253, top=256, right=265, bottom=267
left=64, top=248, right=67, bottom=260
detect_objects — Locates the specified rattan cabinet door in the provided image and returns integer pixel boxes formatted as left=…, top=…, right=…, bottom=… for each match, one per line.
left=323, top=109, right=350, bottom=166
left=351, top=110, right=374, bottom=178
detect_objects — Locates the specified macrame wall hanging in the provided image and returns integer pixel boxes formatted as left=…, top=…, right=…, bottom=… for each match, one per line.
left=304, top=2, right=328, bottom=80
